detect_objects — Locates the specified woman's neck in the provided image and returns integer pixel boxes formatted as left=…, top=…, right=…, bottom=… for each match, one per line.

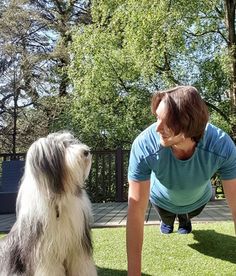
left=171, top=139, right=196, bottom=160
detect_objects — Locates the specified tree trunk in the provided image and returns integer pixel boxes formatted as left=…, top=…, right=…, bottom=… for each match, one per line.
left=12, top=72, right=18, bottom=157
left=224, top=0, right=236, bottom=140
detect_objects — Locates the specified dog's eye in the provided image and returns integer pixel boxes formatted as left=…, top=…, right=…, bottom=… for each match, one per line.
left=83, top=150, right=90, bottom=157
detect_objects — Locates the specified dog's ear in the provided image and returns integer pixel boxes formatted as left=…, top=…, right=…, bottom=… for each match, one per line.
left=27, top=137, right=66, bottom=194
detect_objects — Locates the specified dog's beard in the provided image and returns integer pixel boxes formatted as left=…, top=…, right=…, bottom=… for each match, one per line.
left=0, top=132, right=97, bottom=276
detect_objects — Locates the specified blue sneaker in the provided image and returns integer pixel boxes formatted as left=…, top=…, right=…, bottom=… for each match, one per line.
left=160, top=221, right=174, bottom=234
left=178, top=220, right=192, bottom=234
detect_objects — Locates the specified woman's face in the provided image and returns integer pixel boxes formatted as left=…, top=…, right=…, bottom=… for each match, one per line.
left=155, top=100, right=185, bottom=147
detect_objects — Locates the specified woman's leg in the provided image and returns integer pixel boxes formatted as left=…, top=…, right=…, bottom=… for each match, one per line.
left=152, top=204, right=176, bottom=234
left=177, top=204, right=206, bottom=234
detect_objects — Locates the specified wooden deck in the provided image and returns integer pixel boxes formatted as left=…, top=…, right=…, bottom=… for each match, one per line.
left=92, top=199, right=232, bottom=228
left=0, top=199, right=232, bottom=233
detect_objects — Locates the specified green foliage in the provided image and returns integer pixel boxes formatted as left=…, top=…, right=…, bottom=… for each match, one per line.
left=1, top=0, right=235, bottom=152
left=68, top=0, right=235, bottom=150
left=0, top=0, right=92, bottom=153
left=0, top=94, right=78, bottom=153
left=210, top=111, right=232, bottom=134
left=69, top=14, right=154, bottom=148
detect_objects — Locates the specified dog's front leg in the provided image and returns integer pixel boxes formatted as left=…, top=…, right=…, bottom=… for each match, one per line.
left=34, top=264, right=66, bottom=276
left=67, top=254, right=97, bottom=276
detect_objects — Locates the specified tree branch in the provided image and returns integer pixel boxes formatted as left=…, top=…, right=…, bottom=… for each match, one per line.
left=205, top=101, right=231, bottom=123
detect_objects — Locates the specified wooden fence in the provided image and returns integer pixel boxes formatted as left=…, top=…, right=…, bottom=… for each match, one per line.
left=0, top=149, right=225, bottom=205
left=0, top=149, right=130, bottom=203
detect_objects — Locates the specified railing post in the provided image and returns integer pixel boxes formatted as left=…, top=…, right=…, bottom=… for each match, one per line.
left=115, top=147, right=124, bottom=202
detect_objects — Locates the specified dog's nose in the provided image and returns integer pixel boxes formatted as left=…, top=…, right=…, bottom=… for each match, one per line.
left=83, top=150, right=90, bottom=157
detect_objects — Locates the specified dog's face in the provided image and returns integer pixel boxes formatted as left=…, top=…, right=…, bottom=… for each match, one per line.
left=1, top=132, right=97, bottom=276
left=24, top=132, right=92, bottom=195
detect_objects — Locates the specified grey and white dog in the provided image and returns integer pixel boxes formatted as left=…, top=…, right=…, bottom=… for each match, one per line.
left=0, top=132, right=97, bottom=276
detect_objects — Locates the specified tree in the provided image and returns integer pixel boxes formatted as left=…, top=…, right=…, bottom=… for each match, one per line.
left=224, top=0, right=236, bottom=136
left=0, top=0, right=54, bottom=153
left=69, top=7, right=154, bottom=148
left=225, top=0, right=236, bottom=105
left=69, top=0, right=236, bottom=148
left=28, top=0, right=92, bottom=96
left=0, top=0, right=92, bottom=153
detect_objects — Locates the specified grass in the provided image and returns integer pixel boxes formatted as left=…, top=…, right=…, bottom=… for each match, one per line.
left=93, top=222, right=236, bottom=276
left=1, top=222, right=235, bottom=275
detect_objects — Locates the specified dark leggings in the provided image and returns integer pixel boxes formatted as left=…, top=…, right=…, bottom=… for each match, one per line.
left=152, top=203, right=206, bottom=225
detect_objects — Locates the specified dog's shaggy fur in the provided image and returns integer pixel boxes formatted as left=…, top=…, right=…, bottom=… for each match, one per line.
left=0, top=132, right=97, bottom=276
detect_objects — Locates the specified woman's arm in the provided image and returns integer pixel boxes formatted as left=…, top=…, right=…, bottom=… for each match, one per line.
left=126, top=179, right=150, bottom=276
left=222, top=178, right=236, bottom=235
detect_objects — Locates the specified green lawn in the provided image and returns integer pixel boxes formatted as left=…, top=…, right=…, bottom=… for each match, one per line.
left=1, top=222, right=235, bottom=275
left=93, top=222, right=236, bottom=276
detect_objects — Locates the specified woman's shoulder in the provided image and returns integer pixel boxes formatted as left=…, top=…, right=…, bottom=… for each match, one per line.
left=132, top=123, right=162, bottom=157
left=199, top=123, right=235, bottom=157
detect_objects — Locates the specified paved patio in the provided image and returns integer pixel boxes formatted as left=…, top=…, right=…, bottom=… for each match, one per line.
left=0, top=199, right=232, bottom=233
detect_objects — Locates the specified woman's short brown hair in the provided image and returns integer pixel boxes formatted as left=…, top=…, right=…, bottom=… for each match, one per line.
left=151, top=86, right=209, bottom=142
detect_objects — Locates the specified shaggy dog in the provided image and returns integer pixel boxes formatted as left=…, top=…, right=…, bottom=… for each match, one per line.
left=0, top=132, right=97, bottom=276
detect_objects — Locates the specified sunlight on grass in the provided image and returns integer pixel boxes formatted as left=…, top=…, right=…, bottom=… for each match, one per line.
left=1, top=222, right=235, bottom=275
left=93, top=222, right=236, bottom=276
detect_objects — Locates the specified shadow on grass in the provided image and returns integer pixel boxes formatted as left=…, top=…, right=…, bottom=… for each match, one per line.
left=97, top=267, right=151, bottom=276
left=189, top=230, right=236, bottom=264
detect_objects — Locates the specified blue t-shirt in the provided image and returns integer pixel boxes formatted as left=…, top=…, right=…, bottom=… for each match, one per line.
left=128, top=123, right=236, bottom=214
